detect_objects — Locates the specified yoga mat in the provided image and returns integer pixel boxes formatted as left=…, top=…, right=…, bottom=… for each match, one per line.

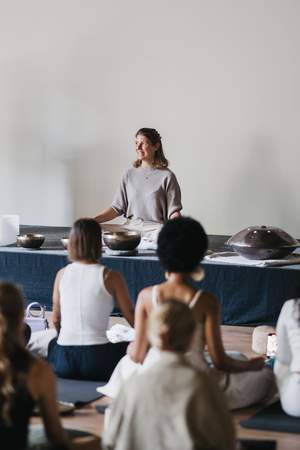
left=29, top=425, right=100, bottom=448
left=238, top=439, right=276, bottom=449
left=57, top=378, right=105, bottom=407
left=96, top=404, right=109, bottom=414
left=240, top=401, right=300, bottom=434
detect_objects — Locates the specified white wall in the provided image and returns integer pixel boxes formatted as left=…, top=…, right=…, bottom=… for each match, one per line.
left=1, top=1, right=300, bottom=235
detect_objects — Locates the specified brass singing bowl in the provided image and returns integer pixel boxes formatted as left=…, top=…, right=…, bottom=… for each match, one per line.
left=17, top=234, right=45, bottom=249
left=61, top=237, right=69, bottom=249
left=103, top=231, right=141, bottom=251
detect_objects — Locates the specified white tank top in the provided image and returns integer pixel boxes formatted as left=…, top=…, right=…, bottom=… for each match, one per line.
left=57, top=262, right=114, bottom=345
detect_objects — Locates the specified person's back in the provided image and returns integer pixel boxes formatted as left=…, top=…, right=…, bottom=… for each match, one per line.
left=0, top=282, right=70, bottom=450
left=0, top=348, right=35, bottom=450
left=105, top=353, right=234, bottom=450
left=48, top=218, right=134, bottom=381
left=58, top=261, right=113, bottom=345
left=103, top=300, right=235, bottom=450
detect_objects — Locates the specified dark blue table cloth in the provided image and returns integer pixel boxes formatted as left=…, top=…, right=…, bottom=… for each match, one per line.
left=1, top=246, right=300, bottom=325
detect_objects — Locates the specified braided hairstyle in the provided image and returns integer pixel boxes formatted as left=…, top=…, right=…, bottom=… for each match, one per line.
left=0, top=282, right=31, bottom=425
left=133, top=128, right=169, bottom=169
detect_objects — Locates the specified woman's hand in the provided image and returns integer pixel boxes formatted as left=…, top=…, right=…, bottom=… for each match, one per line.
left=126, top=342, right=135, bottom=356
left=169, top=210, right=181, bottom=219
left=203, top=294, right=265, bottom=373
left=246, top=356, right=266, bottom=371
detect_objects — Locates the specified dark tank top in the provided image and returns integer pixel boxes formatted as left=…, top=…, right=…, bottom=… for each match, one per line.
left=0, top=350, right=35, bottom=450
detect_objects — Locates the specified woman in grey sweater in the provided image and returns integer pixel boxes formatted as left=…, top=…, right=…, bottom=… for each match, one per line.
left=95, top=128, right=182, bottom=226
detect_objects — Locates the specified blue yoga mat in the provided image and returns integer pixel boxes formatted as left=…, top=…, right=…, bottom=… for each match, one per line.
left=240, top=401, right=300, bottom=434
left=57, top=378, right=104, bottom=407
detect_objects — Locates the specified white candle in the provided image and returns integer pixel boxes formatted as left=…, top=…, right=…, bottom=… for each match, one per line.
left=0, top=215, right=20, bottom=246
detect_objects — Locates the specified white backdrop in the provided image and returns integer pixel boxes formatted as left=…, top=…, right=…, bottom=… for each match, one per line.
left=1, top=0, right=300, bottom=235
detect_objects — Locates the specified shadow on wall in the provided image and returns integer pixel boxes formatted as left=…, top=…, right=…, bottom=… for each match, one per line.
left=225, top=135, right=300, bottom=236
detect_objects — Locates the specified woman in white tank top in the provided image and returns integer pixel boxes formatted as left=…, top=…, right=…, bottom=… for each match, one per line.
left=100, top=217, right=274, bottom=409
left=47, top=218, right=134, bottom=381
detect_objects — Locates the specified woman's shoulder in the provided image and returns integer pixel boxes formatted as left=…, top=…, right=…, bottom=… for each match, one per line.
left=29, top=356, right=53, bottom=377
left=195, top=291, right=220, bottom=313
left=57, top=264, right=75, bottom=282
left=122, top=167, right=136, bottom=177
left=155, top=167, right=175, bottom=176
left=136, top=285, right=154, bottom=309
left=284, top=298, right=298, bottom=308
left=63, top=262, right=101, bottom=271
left=161, top=168, right=179, bottom=183
left=280, top=298, right=299, bottom=319
left=104, top=267, right=122, bottom=284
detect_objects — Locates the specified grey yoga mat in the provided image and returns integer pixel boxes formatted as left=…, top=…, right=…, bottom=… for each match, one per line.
left=57, top=378, right=105, bottom=407
left=240, top=401, right=300, bottom=434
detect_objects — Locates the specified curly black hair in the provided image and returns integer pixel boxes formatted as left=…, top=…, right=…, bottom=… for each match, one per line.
left=157, top=217, right=208, bottom=273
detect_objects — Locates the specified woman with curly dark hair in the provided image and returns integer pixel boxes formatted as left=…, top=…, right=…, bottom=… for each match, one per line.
left=100, top=217, right=274, bottom=410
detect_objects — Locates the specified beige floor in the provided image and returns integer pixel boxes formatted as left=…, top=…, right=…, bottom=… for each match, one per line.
left=32, top=317, right=299, bottom=450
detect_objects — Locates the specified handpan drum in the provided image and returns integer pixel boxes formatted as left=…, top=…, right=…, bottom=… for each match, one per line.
left=227, top=225, right=300, bottom=260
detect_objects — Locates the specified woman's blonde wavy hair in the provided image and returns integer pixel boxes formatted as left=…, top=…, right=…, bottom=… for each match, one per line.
left=133, top=128, right=169, bottom=169
left=0, top=282, right=29, bottom=425
left=148, top=299, right=196, bottom=352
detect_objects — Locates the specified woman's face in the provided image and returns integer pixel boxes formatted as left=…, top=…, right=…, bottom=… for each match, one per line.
left=135, top=134, right=159, bottom=164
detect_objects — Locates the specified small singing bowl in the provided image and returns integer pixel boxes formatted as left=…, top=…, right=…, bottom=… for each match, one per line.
left=17, top=234, right=45, bottom=249
left=103, top=231, right=141, bottom=251
left=61, top=237, right=69, bottom=249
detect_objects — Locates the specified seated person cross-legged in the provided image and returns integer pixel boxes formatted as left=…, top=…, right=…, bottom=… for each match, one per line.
left=274, top=298, right=300, bottom=417
left=0, top=282, right=70, bottom=450
left=103, top=299, right=235, bottom=450
left=100, top=217, right=274, bottom=410
left=46, top=218, right=134, bottom=381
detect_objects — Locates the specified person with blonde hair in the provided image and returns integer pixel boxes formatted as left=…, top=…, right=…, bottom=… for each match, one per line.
left=0, top=282, right=70, bottom=450
left=103, top=299, right=235, bottom=450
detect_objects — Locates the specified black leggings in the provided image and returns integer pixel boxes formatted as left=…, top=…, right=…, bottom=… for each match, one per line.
left=47, top=338, right=129, bottom=381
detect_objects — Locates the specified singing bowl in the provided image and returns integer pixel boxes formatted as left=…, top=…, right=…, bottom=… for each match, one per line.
left=227, top=225, right=299, bottom=260
left=61, top=237, right=69, bottom=249
left=103, top=231, right=141, bottom=251
left=17, top=234, right=45, bottom=249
